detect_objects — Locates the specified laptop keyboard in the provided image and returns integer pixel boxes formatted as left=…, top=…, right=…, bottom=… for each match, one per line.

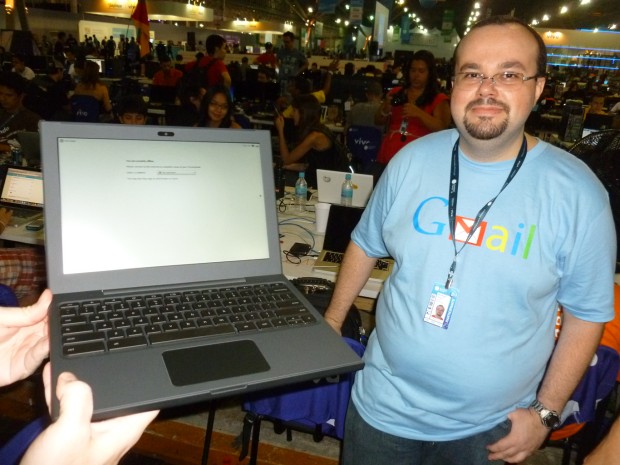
left=323, top=252, right=391, bottom=271
left=59, top=282, right=317, bottom=357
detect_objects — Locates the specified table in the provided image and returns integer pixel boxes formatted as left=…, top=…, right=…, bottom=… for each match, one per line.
left=0, top=221, right=44, bottom=246
left=276, top=193, right=381, bottom=312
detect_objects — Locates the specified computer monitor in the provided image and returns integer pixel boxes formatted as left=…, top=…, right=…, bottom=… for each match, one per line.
left=582, top=113, right=615, bottom=138
left=87, top=58, right=105, bottom=74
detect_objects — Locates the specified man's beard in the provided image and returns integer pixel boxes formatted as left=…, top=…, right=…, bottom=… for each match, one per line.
left=462, top=98, right=510, bottom=140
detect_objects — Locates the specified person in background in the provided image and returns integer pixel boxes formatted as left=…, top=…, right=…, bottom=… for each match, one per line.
left=171, top=84, right=204, bottom=127
left=347, top=80, right=384, bottom=131
left=152, top=56, right=183, bottom=87
left=375, top=49, right=451, bottom=170
left=275, top=94, right=347, bottom=189
left=197, top=84, right=240, bottom=128
left=31, top=61, right=71, bottom=121
left=0, top=290, right=159, bottom=464
left=71, top=60, right=112, bottom=115
left=115, top=94, right=148, bottom=125
left=0, top=72, right=40, bottom=154
left=196, top=35, right=231, bottom=89
left=562, top=80, right=586, bottom=103
left=587, top=92, right=608, bottom=115
left=255, top=42, right=277, bottom=69
left=11, top=54, right=35, bottom=80
left=277, top=31, right=308, bottom=97
left=324, top=15, right=614, bottom=465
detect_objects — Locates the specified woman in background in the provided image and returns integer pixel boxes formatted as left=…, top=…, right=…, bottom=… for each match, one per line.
left=71, top=60, right=113, bottom=114
left=197, top=85, right=240, bottom=128
left=275, top=94, right=347, bottom=189
left=375, top=50, right=451, bottom=170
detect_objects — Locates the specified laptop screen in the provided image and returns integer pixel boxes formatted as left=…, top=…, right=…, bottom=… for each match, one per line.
left=57, top=137, right=269, bottom=274
left=0, top=166, right=43, bottom=209
left=41, top=123, right=282, bottom=294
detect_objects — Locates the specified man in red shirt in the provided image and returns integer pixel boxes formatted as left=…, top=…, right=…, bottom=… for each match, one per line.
left=152, top=56, right=183, bottom=87
left=255, top=42, right=277, bottom=69
left=196, top=34, right=231, bottom=89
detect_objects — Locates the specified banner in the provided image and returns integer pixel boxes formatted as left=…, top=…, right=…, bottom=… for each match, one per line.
left=349, top=0, right=364, bottom=25
left=131, top=0, right=150, bottom=57
left=400, top=14, right=411, bottom=44
left=318, top=0, right=337, bottom=14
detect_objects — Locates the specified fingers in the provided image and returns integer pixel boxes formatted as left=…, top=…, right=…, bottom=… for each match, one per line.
left=55, top=371, right=95, bottom=428
left=0, top=289, right=52, bottom=327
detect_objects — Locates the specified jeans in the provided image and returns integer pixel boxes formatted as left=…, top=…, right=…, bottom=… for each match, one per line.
left=342, top=402, right=511, bottom=465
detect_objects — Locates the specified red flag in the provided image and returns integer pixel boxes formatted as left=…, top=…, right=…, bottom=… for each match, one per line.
left=131, top=0, right=150, bottom=57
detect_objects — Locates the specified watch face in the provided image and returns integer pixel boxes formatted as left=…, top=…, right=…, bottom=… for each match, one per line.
left=543, top=412, right=561, bottom=429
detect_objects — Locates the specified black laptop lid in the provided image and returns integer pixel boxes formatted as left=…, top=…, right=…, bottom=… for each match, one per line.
left=322, top=205, right=364, bottom=253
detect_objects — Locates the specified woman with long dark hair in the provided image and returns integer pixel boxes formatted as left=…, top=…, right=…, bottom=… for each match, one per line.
left=72, top=60, right=113, bottom=114
left=275, top=94, right=347, bottom=188
left=375, top=50, right=451, bottom=167
left=197, top=85, right=240, bottom=128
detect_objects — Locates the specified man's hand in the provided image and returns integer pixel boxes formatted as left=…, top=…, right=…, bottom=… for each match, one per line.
left=21, top=364, right=159, bottom=465
left=0, top=289, right=51, bottom=387
left=486, top=407, right=549, bottom=463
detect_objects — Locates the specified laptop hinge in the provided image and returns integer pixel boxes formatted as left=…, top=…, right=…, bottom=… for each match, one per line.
left=102, top=278, right=248, bottom=296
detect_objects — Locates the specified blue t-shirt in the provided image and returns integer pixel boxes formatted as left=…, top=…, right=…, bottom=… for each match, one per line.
left=350, top=129, right=616, bottom=441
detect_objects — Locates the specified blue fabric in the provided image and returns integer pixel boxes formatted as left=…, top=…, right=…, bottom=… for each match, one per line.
left=342, top=402, right=509, bottom=465
left=0, top=284, right=18, bottom=306
left=559, top=344, right=620, bottom=426
left=70, top=95, right=100, bottom=122
left=346, top=125, right=382, bottom=173
left=243, top=337, right=365, bottom=439
left=0, top=417, right=49, bottom=465
left=350, top=129, right=616, bottom=441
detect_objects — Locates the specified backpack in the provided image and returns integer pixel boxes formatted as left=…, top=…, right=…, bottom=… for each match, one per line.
left=178, top=57, right=220, bottom=92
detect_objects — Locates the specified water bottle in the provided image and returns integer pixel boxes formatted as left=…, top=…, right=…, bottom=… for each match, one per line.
left=10, top=144, right=22, bottom=166
left=341, top=173, right=353, bottom=206
left=294, top=171, right=307, bottom=212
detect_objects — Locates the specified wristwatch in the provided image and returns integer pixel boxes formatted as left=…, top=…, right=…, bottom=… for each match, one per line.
left=529, top=399, right=561, bottom=429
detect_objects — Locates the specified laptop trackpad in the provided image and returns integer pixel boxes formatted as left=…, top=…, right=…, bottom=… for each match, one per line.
left=162, top=340, right=270, bottom=386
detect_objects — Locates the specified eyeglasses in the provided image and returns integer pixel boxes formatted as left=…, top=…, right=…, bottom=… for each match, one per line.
left=209, top=101, right=229, bottom=111
left=454, top=72, right=539, bottom=88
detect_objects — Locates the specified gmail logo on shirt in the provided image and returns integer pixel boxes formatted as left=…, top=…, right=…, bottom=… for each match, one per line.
left=451, top=216, right=488, bottom=246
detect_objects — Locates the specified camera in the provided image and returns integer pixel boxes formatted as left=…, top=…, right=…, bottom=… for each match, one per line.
left=391, top=93, right=407, bottom=106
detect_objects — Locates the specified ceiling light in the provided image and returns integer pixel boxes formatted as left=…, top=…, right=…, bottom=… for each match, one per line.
left=560, top=6, right=568, bottom=14
left=580, top=0, right=591, bottom=4
left=542, top=14, right=550, bottom=21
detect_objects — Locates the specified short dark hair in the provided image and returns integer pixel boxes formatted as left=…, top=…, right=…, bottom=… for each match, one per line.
left=205, top=34, right=226, bottom=56
left=117, top=94, right=147, bottom=116
left=283, top=31, right=295, bottom=41
left=0, top=71, right=27, bottom=95
left=454, top=15, right=547, bottom=77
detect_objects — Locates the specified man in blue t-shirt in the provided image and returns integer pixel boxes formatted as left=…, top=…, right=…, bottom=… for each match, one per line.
left=277, top=31, right=307, bottom=96
left=325, top=16, right=616, bottom=465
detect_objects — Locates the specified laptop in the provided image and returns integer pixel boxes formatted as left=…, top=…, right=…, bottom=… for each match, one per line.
left=313, top=204, right=393, bottom=281
left=0, top=165, right=43, bottom=227
left=316, top=169, right=374, bottom=208
left=41, top=122, right=363, bottom=420
left=582, top=113, right=615, bottom=138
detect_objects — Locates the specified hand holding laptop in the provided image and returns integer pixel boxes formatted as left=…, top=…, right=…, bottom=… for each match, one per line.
left=22, top=365, right=159, bottom=465
left=0, top=290, right=158, bottom=465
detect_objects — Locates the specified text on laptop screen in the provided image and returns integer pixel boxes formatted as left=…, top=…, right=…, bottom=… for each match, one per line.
left=1, top=167, right=44, bottom=208
left=57, top=137, right=269, bottom=274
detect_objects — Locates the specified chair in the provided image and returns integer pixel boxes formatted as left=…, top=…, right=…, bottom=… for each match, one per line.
left=546, top=288, right=620, bottom=465
left=0, top=416, right=49, bottom=465
left=237, top=337, right=365, bottom=465
left=346, top=125, right=382, bottom=174
left=69, top=95, right=100, bottom=122
left=569, top=129, right=620, bottom=271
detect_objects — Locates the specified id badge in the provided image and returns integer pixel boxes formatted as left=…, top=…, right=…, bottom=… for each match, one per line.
left=424, top=283, right=458, bottom=329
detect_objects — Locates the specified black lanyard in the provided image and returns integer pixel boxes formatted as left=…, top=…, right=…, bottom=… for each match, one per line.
left=445, top=136, right=528, bottom=289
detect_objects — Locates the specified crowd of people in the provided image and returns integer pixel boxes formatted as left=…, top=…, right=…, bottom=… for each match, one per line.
left=1, top=18, right=620, bottom=465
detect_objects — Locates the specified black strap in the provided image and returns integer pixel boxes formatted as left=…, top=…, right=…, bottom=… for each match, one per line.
left=445, top=136, right=528, bottom=289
